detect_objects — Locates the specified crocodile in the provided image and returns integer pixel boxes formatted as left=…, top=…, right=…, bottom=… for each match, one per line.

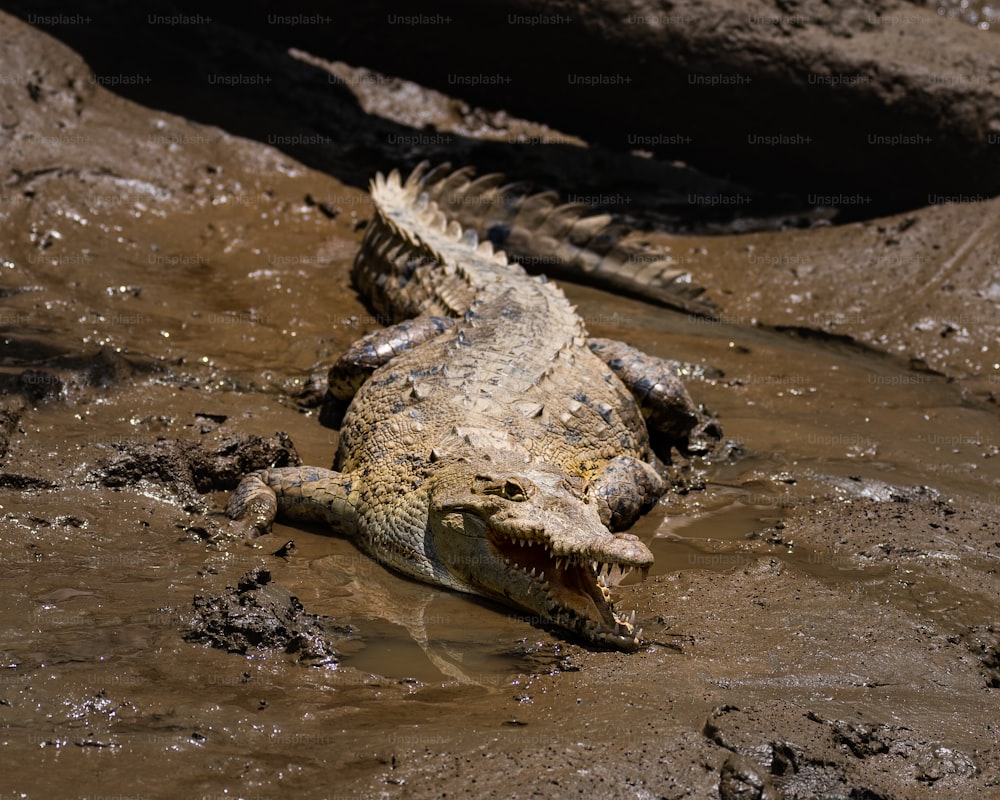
left=227, top=163, right=719, bottom=650
left=406, top=163, right=716, bottom=318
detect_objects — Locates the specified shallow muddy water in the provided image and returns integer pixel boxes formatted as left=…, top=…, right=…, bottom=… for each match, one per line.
left=3, top=263, right=997, bottom=797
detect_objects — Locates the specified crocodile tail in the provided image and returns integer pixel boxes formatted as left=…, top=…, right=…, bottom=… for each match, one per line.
left=353, top=164, right=517, bottom=322
left=416, top=165, right=716, bottom=317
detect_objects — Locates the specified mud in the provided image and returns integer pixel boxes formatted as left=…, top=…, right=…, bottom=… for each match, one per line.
left=219, top=0, right=1000, bottom=211
left=91, top=430, right=300, bottom=513
left=185, top=567, right=350, bottom=666
left=1, top=7, right=999, bottom=800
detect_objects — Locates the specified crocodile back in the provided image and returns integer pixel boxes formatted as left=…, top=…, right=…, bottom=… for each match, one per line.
left=340, top=165, right=652, bottom=482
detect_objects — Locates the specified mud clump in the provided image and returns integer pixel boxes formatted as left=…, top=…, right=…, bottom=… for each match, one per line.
left=0, top=396, right=26, bottom=459
left=0, top=348, right=143, bottom=402
left=90, top=431, right=300, bottom=510
left=185, top=568, right=350, bottom=666
left=957, top=624, right=1000, bottom=688
left=84, top=346, right=137, bottom=388
left=718, top=752, right=781, bottom=800
left=704, top=703, right=984, bottom=799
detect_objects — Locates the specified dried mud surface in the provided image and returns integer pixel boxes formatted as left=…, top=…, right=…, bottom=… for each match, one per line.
left=1, top=7, right=999, bottom=800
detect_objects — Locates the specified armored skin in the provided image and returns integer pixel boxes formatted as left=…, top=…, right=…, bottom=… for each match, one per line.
left=228, top=164, right=718, bottom=649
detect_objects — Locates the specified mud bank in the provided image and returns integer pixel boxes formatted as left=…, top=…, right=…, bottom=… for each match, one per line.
left=1, top=8, right=998, bottom=800
left=174, top=0, right=1000, bottom=212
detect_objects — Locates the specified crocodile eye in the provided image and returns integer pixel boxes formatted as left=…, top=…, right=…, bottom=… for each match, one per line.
left=501, top=478, right=529, bottom=502
left=474, top=475, right=531, bottom=501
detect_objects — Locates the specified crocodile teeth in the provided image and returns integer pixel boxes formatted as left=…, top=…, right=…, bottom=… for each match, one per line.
left=628, top=610, right=637, bottom=626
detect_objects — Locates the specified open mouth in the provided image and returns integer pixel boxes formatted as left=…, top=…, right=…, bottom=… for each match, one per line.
left=487, top=531, right=645, bottom=649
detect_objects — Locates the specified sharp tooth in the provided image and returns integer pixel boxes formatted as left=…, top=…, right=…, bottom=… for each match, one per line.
left=556, top=557, right=564, bottom=570
left=628, top=610, right=637, bottom=626
left=539, top=572, right=545, bottom=583
left=596, top=574, right=607, bottom=587
left=636, top=628, right=644, bottom=640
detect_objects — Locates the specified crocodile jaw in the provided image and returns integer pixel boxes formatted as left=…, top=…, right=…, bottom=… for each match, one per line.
left=485, top=528, right=649, bottom=650
left=429, top=472, right=654, bottom=650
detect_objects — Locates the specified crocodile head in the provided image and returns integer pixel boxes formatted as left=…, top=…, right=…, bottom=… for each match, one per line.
left=427, top=458, right=654, bottom=650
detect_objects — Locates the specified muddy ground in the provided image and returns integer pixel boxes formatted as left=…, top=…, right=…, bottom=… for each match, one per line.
left=1, top=6, right=999, bottom=800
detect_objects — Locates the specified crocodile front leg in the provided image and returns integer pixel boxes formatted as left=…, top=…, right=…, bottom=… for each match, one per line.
left=227, top=466, right=358, bottom=538
left=588, top=337, right=721, bottom=456
left=319, top=316, right=455, bottom=428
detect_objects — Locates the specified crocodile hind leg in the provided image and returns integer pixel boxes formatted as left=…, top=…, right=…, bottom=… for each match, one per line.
left=227, top=466, right=358, bottom=538
left=319, top=316, right=455, bottom=427
left=588, top=453, right=667, bottom=532
left=588, top=337, right=721, bottom=456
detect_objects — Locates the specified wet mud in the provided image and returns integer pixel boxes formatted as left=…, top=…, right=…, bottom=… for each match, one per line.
left=1, top=7, right=999, bottom=800
left=185, top=567, right=350, bottom=666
